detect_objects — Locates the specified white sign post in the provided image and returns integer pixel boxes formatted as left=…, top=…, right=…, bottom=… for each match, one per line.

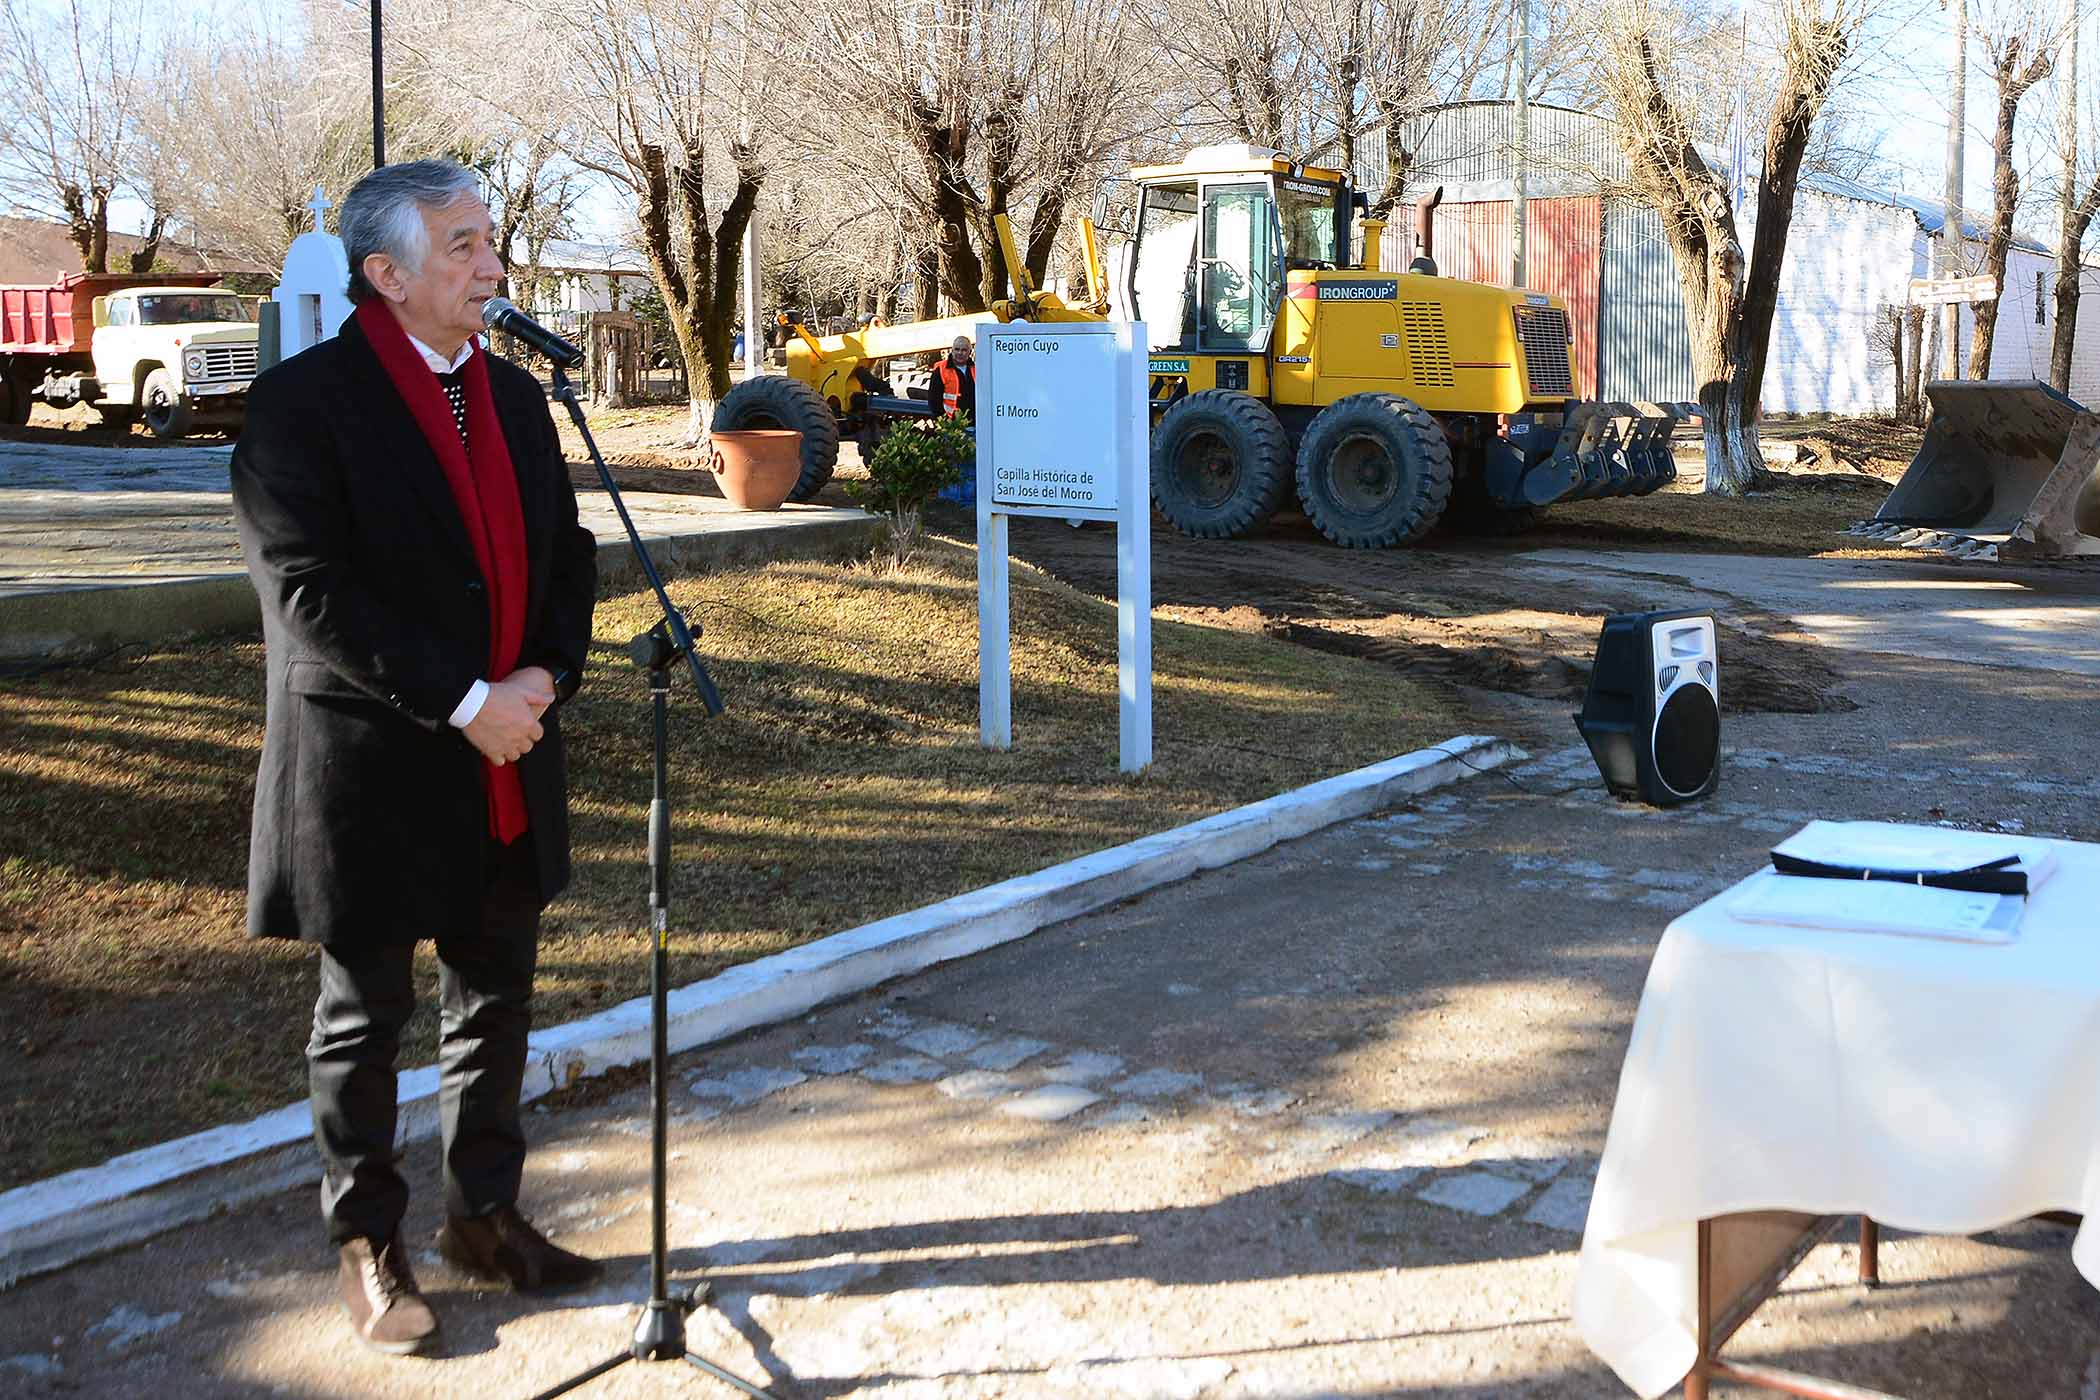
left=976, top=320, right=1152, bottom=773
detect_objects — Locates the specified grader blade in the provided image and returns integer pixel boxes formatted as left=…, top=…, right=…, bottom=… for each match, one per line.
left=1866, top=380, right=2100, bottom=560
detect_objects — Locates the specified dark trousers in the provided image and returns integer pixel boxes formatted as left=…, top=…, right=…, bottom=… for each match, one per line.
left=309, top=837, right=542, bottom=1245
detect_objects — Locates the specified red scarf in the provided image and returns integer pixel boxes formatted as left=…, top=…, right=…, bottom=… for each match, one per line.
left=355, top=299, right=530, bottom=844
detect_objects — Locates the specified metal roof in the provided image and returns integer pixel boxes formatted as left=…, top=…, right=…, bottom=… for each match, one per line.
left=530, top=238, right=650, bottom=274
left=1796, top=171, right=2051, bottom=255
left=1327, top=102, right=2056, bottom=257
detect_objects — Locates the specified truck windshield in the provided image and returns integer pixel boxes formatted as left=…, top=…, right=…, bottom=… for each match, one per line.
left=1279, top=181, right=1341, bottom=268
left=136, top=294, right=254, bottom=325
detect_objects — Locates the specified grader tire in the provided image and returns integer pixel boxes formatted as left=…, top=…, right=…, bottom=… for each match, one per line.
left=1295, top=393, right=1453, bottom=548
left=712, top=375, right=840, bottom=502
left=1150, top=390, right=1292, bottom=539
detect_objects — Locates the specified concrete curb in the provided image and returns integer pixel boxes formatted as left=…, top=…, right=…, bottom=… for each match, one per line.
left=0, top=733, right=1522, bottom=1287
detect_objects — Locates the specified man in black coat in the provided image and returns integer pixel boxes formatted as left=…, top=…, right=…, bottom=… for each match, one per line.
left=232, top=160, right=600, bottom=1356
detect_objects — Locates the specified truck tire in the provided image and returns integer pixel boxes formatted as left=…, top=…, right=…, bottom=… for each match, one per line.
left=0, top=374, right=30, bottom=427
left=712, top=375, right=839, bottom=502
left=140, top=368, right=194, bottom=439
left=1150, top=390, right=1292, bottom=539
left=1295, top=393, right=1453, bottom=548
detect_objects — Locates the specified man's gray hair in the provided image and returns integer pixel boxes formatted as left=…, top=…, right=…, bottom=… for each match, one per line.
left=340, top=160, right=484, bottom=303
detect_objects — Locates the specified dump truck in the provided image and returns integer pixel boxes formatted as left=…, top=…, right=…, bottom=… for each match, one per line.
left=0, top=272, right=260, bottom=438
left=713, top=144, right=1690, bottom=546
left=1846, top=379, right=2100, bottom=561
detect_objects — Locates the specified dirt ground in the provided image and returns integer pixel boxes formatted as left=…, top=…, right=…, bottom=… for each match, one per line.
left=544, top=401, right=1908, bottom=724
left=987, top=514, right=1858, bottom=722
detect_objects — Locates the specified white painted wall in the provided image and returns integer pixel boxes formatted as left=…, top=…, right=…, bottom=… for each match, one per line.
left=1759, top=191, right=1918, bottom=415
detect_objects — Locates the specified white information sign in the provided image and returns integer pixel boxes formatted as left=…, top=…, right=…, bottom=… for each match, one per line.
left=976, top=320, right=1152, bottom=772
left=984, top=328, right=1123, bottom=512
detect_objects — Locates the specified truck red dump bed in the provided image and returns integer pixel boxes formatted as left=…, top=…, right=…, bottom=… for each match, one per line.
left=0, top=271, right=224, bottom=356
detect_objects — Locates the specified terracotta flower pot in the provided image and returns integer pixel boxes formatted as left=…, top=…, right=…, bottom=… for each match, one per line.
left=709, top=429, right=803, bottom=510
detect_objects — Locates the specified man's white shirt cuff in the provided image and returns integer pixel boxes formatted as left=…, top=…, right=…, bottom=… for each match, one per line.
left=449, top=679, right=490, bottom=727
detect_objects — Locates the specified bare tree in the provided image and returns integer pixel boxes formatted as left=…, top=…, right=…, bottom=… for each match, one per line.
left=2050, top=1, right=2093, bottom=391
left=1598, top=0, right=1866, bottom=495
left=0, top=0, right=155, bottom=272
left=1306, top=0, right=1501, bottom=218
left=1967, top=8, right=2054, bottom=377
left=787, top=0, right=1149, bottom=316
left=544, top=0, right=765, bottom=441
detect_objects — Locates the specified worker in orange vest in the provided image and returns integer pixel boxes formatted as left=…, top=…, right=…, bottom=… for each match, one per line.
left=933, top=335, right=975, bottom=420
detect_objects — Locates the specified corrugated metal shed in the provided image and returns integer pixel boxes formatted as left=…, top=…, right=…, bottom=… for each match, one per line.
left=1323, top=101, right=2097, bottom=412
left=1432, top=201, right=1511, bottom=284
left=1430, top=197, right=1603, bottom=395
left=1344, top=101, right=1626, bottom=203
left=1599, top=200, right=1695, bottom=402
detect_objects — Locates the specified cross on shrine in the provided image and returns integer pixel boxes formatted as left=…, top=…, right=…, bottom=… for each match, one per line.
left=308, top=187, right=332, bottom=234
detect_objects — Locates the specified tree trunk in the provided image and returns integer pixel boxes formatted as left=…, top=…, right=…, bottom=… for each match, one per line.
left=62, top=183, right=110, bottom=273
left=1733, top=16, right=1846, bottom=453
left=909, top=99, right=988, bottom=314
left=1970, top=44, right=2050, bottom=378
left=914, top=245, right=941, bottom=321
left=632, top=140, right=762, bottom=447
left=126, top=209, right=167, bottom=275
left=1903, top=306, right=1926, bottom=420
left=1685, top=236, right=1764, bottom=496
left=1887, top=307, right=1908, bottom=418
left=2051, top=178, right=2099, bottom=391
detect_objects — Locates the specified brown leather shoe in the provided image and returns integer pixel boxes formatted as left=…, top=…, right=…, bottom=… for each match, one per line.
left=438, top=1203, right=602, bottom=1294
left=338, top=1233, right=440, bottom=1355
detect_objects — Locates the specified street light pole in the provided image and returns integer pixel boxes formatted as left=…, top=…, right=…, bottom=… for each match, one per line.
left=371, top=0, right=386, bottom=167
left=1514, top=0, right=1530, bottom=287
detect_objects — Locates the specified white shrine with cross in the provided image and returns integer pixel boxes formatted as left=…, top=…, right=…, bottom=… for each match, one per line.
left=271, top=187, right=353, bottom=361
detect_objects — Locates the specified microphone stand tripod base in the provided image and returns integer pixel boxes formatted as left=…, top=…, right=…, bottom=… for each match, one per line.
left=522, top=388, right=768, bottom=1400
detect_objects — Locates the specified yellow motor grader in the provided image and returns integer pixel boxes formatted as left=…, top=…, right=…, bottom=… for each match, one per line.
left=714, top=144, right=1688, bottom=547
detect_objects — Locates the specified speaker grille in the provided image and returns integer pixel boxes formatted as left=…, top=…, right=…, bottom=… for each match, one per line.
left=1653, top=684, right=1720, bottom=798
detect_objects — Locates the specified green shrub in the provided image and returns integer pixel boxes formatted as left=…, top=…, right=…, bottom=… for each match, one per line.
left=850, top=413, right=975, bottom=562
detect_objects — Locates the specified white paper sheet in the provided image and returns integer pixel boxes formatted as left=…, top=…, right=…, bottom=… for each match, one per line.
left=1728, top=868, right=2023, bottom=943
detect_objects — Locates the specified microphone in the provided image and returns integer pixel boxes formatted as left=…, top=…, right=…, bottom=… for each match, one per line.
left=480, top=295, right=585, bottom=369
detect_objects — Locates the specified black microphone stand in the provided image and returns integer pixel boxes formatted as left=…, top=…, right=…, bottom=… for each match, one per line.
left=529, top=366, right=776, bottom=1400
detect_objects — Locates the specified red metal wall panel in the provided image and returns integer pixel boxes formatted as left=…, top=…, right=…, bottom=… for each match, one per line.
left=1526, top=196, right=1601, bottom=398
left=1430, top=197, right=1600, bottom=398
left=1433, top=201, right=1512, bottom=287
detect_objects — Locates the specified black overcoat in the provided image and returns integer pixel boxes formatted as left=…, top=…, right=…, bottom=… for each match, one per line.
left=230, top=317, right=597, bottom=947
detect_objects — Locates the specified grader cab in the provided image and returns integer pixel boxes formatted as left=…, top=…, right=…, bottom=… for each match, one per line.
left=712, top=143, right=1691, bottom=547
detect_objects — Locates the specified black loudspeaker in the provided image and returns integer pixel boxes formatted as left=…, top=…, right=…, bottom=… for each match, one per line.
left=1574, top=609, right=1720, bottom=805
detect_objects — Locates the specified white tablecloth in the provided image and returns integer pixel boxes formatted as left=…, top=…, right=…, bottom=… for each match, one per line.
left=1574, top=828, right=2100, bottom=1398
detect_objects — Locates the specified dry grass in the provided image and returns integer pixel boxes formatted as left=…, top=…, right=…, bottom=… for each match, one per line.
left=0, top=542, right=1466, bottom=1189
left=1516, top=467, right=1902, bottom=558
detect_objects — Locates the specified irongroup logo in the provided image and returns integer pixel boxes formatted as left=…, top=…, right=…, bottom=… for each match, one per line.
left=1316, top=280, right=1399, bottom=302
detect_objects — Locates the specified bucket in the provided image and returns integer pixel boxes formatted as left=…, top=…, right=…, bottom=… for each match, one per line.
left=709, top=429, right=803, bottom=510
